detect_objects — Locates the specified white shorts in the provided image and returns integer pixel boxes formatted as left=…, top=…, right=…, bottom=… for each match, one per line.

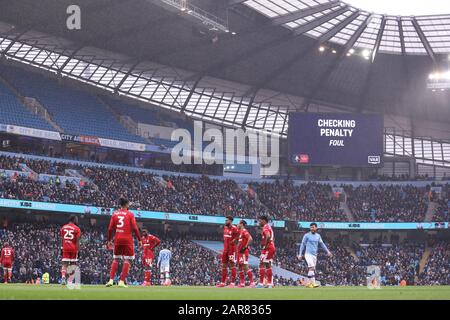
left=304, top=253, right=317, bottom=268
left=160, top=264, right=170, bottom=273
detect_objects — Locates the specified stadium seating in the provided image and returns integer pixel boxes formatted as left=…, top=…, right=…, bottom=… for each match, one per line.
left=434, top=185, right=449, bottom=222
left=0, top=154, right=441, bottom=222
left=101, top=96, right=193, bottom=148
left=0, top=80, right=54, bottom=131
left=101, top=96, right=162, bottom=126
left=345, top=184, right=429, bottom=222
left=251, top=181, right=346, bottom=222
left=0, top=64, right=146, bottom=143
left=418, top=242, right=450, bottom=285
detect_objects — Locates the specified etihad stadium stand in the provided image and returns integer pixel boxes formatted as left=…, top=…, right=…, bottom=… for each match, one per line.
left=0, top=64, right=146, bottom=143
left=0, top=79, right=54, bottom=131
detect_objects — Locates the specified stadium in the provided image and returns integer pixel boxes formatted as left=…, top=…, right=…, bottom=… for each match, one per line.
left=0, top=0, right=449, bottom=301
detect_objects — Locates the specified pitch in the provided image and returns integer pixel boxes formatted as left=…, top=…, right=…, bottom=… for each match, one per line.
left=0, top=284, right=449, bottom=300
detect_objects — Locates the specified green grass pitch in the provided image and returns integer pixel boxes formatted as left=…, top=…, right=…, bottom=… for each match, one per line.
left=0, top=284, right=449, bottom=300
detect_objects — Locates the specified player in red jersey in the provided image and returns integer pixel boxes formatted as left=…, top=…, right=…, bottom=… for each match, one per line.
left=141, top=229, right=161, bottom=286
left=236, top=220, right=255, bottom=288
left=60, top=215, right=81, bottom=285
left=216, top=216, right=239, bottom=288
left=0, top=242, right=14, bottom=283
left=106, top=198, right=142, bottom=288
left=255, top=216, right=276, bottom=289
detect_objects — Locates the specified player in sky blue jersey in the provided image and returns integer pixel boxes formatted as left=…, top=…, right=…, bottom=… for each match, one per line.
left=157, top=248, right=172, bottom=286
left=297, top=223, right=332, bottom=288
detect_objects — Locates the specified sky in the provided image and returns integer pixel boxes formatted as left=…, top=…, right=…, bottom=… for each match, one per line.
left=345, top=0, right=450, bottom=16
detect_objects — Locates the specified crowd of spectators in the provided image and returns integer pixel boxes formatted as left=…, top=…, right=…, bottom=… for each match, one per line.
left=367, top=173, right=432, bottom=182
left=434, top=185, right=449, bottom=222
left=1, top=155, right=447, bottom=222
left=0, top=223, right=223, bottom=286
left=345, top=184, right=429, bottom=222
left=272, top=238, right=364, bottom=286
left=355, top=244, right=423, bottom=286
left=251, top=181, right=345, bottom=221
left=0, top=222, right=449, bottom=286
left=418, top=242, right=450, bottom=285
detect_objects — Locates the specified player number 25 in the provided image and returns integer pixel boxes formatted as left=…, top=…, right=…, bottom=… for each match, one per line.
left=64, top=229, right=74, bottom=240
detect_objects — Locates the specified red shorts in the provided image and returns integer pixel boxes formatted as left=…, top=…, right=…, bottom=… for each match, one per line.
left=221, top=249, right=236, bottom=264
left=142, top=252, right=154, bottom=267
left=62, top=251, right=78, bottom=263
left=260, top=246, right=275, bottom=263
left=2, top=262, right=12, bottom=269
left=114, top=243, right=135, bottom=260
left=237, top=249, right=249, bottom=266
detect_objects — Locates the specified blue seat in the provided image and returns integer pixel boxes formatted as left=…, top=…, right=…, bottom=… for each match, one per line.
left=0, top=64, right=147, bottom=143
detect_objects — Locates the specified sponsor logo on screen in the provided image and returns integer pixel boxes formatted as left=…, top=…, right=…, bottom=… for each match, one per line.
left=368, top=156, right=381, bottom=165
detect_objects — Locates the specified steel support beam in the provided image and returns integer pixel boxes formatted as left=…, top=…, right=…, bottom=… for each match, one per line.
left=273, top=1, right=341, bottom=25
left=412, top=18, right=437, bottom=65
left=357, top=16, right=386, bottom=112
left=303, top=14, right=372, bottom=110
left=293, top=6, right=350, bottom=35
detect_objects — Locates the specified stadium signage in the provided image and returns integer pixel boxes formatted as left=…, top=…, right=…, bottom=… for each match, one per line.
left=60, top=134, right=101, bottom=146
left=297, top=221, right=449, bottom=230
left=1, top=123, right=148, bottom=152
left=0, top=198, right=448, bottom=230
left=0, top=198, right=285, bottom=228
left=98, top=138, right=146, bottom=152
left=3, top=124, right=62, bottom=141
left=60, top=133, right=146, bottom=151
left=288, top=113, right=384, bottom=167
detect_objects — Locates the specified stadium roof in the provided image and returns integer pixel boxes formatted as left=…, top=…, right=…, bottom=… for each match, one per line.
left=0, top=0, right=449, bottom=139
left=242, top=0, right=450, bottom=57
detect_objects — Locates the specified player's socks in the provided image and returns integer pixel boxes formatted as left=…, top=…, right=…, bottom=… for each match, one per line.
left=247, top=270, right=254, bottom=283
left=4, top=274, right=8, bottom=283
left=239, top=271, right=245, bottom=285
left=221, top=267, right=228, bottom=284
left=266, top=268, right=273, bottom=286
left=231, top=266, right=237, bottom=284
left=258, top=267, right=266, bottom=285
left=145, top=270, right=151, bottom=284
left=109, top=259, right=119, bottom=280
left=120, top=260, right=131, bottom=282
left=307, top=270, right=315, bottom=286
left=61, top=269, right=66, bottom=284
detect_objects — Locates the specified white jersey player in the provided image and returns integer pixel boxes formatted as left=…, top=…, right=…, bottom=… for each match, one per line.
left=297, top=223, right=332, bottom=288
left=157, top=248, right=172, bottom=286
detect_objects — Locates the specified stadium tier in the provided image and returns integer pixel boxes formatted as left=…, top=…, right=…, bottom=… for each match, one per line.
left=101, top=95, right=192, bottom=131
left=345, top=185, right=429, bottom=222
left=0, top=64, right=146, bottom=143
left=0, top=154, right=447, bottom=222
left=0, top=79, right=54, bottom=131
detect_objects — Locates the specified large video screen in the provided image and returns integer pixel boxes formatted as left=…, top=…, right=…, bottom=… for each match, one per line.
left=288, top=113, right=384, bottom=167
